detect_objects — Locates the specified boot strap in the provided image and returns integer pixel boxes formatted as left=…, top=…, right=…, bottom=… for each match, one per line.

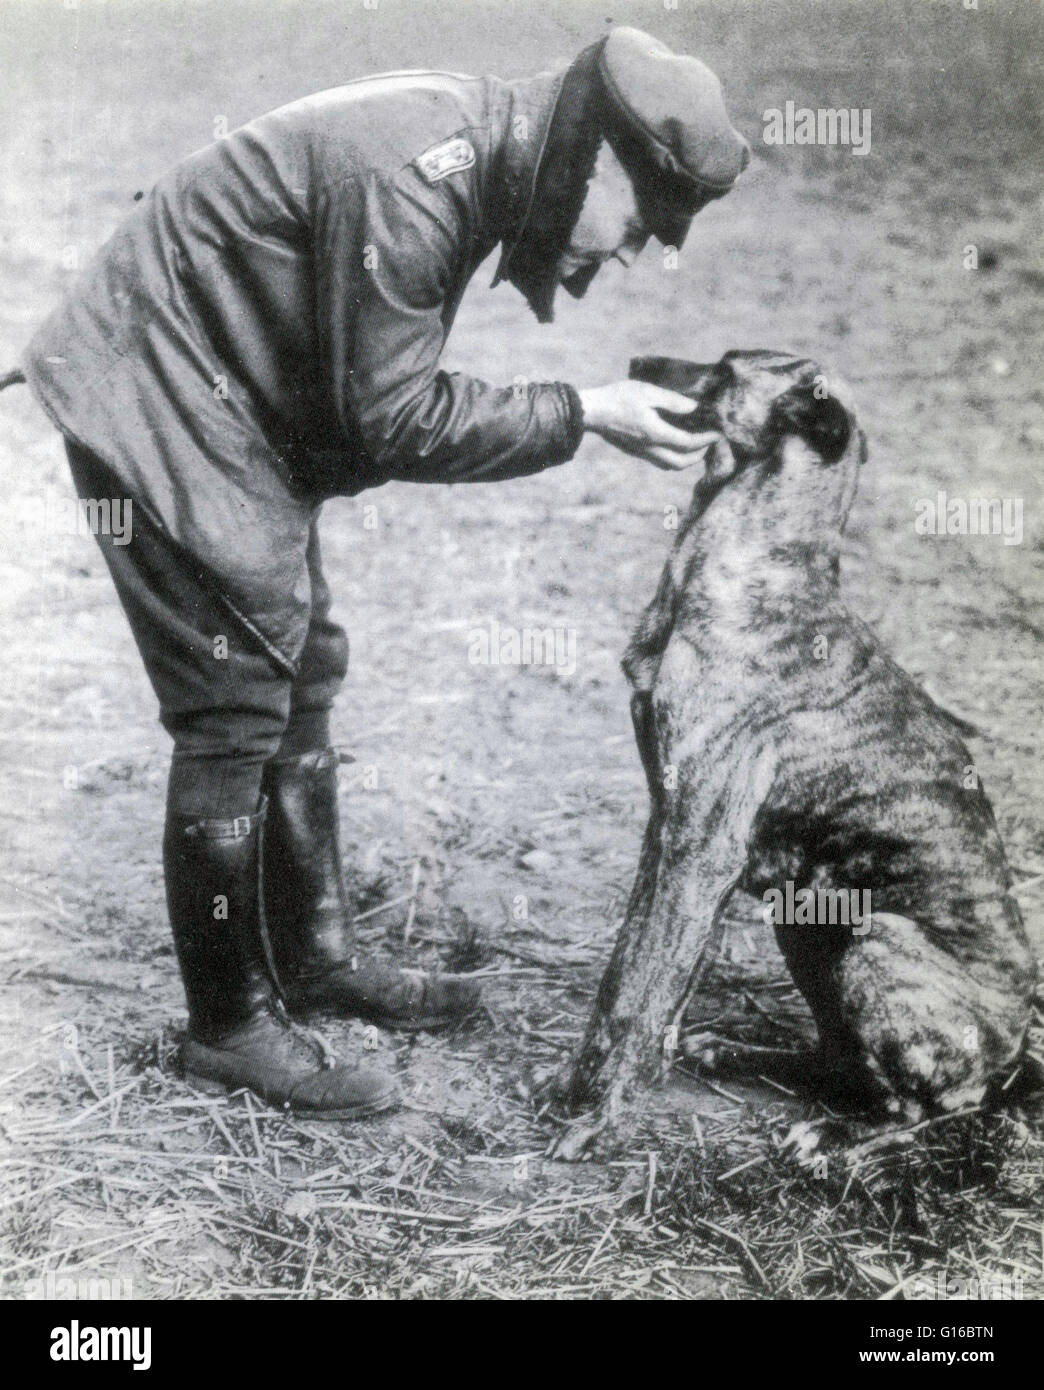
left=181, top=797, right=268, bottom=842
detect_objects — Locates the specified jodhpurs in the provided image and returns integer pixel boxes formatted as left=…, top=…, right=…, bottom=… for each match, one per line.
left=65, top=440, right=348, bottom=821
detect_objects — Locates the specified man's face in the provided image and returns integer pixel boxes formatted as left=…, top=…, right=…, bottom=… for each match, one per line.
left=557, top=141, right=650, bottom=284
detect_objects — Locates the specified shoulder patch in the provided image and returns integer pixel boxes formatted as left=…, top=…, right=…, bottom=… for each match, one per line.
left=413, top=136, right=475, bottom=184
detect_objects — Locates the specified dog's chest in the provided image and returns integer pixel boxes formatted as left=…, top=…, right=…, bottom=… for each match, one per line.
left=648, top=616, right=799, bottom=754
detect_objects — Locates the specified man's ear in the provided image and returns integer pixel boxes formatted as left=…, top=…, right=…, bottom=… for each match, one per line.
left=769, top=384, right=852, bottom=464
left=629, top=356, right=705, bottom=394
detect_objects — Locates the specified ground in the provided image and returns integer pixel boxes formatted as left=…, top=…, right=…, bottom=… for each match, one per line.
left=0, top=0, right=1041, bottom=1299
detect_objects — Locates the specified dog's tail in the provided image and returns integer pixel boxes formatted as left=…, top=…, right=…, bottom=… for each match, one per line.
left=0, top=368, right=26, bottom=392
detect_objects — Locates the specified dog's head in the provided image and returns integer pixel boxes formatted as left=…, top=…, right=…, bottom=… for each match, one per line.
left=630, top=349, right=866, bottom=543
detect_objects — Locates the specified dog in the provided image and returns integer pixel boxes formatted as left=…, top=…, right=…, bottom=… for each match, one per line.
left=552, top=349, right=1037, bottom=1160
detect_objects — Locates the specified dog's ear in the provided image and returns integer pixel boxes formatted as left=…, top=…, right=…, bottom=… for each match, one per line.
left=629, top=356, right=705, bottom=395
left=769, top=384, right=852, bottom=465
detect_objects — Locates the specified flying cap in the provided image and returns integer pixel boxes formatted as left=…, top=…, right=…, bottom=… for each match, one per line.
left=596, top=27, right=749, bottom=247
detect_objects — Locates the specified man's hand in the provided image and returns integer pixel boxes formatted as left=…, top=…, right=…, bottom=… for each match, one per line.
left=578, top=380, right=720, bottom=471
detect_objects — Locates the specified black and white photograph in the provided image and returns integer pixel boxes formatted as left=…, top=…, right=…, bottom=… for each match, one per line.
left=0, top=0, right=1041, bottom=1325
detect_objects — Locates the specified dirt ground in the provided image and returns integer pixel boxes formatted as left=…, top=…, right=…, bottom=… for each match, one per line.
left=0, top=0, right=1041, bottom=1299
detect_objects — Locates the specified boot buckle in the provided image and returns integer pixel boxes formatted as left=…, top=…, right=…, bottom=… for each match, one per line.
left=231, top=816, right=251, bottom=838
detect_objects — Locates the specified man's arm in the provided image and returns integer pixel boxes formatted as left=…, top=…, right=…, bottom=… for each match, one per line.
left=316, top=172, right=718, bottom=486
left=317, top=172, right=583, bottom=487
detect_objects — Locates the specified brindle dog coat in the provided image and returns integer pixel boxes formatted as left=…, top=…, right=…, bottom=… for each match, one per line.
left=553, top=350, right=1036, bottom=1159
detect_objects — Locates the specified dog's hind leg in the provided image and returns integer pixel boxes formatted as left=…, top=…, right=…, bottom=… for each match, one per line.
left=553, top=742, right=778, bottom=1159
left=681, top=1034, right=876, bottom=1106
left=683, top=1035, right=814, bottom=1084
left=831, top=911, right=1012, bottom=1119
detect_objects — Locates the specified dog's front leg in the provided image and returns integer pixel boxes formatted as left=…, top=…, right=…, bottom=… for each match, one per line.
left=560, top=810, right=663, bottom=1121
left=552, top=744, right=777, bottom=1160
left=559, top=692, right=665, bottom=1119
left=631, top=690, right=666, bottom=810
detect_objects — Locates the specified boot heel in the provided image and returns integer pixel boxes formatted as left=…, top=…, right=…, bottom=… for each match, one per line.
left=168, top=799, right=397, bottom=1120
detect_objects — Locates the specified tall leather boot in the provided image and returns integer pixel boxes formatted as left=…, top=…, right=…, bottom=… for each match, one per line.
left=164, top=800, right=399, bottom=1118
left=262, top=748, right=481, bottom=1031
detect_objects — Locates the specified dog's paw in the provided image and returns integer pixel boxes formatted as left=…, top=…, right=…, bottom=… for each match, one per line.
left=780, top=1116, right=916, bottom=1175
left=680, top=1031, right=727, bottom=1070
left=547, top=1110, right=618, bottom=1162
left=779, top=1118, right=856, bottom=1169
left=780, top=1119, right=826, bottom=1166
left=529, top=1060, right=572, bottom=1111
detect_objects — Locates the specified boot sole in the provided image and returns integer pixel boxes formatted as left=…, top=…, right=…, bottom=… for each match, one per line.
left=290, top=1002, right=482, bottom=1034
left=185, top=1071, right=400, bottom=1121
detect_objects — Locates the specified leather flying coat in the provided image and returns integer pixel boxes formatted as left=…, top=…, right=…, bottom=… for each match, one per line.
left=23, top=68, right=586, bottom=672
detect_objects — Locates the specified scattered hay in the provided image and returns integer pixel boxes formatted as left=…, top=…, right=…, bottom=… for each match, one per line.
left=2, top=956, right=1040, bottom=1300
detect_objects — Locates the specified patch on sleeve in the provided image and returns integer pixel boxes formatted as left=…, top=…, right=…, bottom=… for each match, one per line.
left=413, top=136, right=476, bottom=184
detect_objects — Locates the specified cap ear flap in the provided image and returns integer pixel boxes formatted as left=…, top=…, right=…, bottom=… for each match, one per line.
left=769, top=385, right=852, bottom=465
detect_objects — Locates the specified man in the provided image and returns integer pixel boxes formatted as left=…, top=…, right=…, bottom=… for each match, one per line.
left=19, top=27, right=748, bottom=1118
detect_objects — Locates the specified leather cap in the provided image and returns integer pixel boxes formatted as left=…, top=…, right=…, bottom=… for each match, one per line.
left=597, top=27, right=750, bottom=246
